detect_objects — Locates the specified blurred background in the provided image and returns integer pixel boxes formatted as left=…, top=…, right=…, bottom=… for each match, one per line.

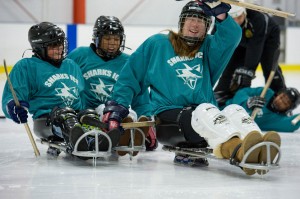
left=0, top=0, right=300, bottom=67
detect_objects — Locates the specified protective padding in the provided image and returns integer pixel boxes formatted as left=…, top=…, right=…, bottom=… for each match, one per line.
left=191, top=103, right=241, bottom=149
left=95, top=104, right=137, bottom=122
left=222, top=104, right=262, bottom=138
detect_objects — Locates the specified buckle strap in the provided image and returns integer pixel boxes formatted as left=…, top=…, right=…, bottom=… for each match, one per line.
left=229, top=143, right=242, bottom=167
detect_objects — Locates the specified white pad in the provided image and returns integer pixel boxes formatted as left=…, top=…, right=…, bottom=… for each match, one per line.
left=95, top=104, right=137, bottom=122
left=191, top=103, right=241, bottom=149
left=222, top=104, right=262, bottom=138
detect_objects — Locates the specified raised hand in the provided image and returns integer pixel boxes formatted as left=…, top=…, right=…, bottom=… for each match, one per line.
left=197, top=0, right=231, bottom=17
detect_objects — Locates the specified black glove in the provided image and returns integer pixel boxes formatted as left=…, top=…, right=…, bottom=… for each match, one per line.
left=247, top=96, right=266, bottom=110
left=7, top=100, right=29, bottom=124
left=198, top=1, right=231, bottom=17
left=230, top=67, right=255, bottom=92
left=102, top=100, right=129, bottom=131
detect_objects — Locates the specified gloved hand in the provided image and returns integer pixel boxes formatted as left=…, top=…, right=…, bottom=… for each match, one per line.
left=247, top=96, right=266, bottom=110
left=230, top=67, right=255, bottom=93
left=6, top=100, right=29, bottom=124
left=145, top=126, right=158, bottom=151
left=198, top=0, right=231, bottom=17
left=102, top=100, right=129, bottom=131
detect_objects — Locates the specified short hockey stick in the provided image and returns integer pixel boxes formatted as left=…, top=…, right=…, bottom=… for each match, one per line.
left=80, top=115, right=155, bottom=129
left=3, top=59, right=40, bottom=157
left=251, top=49, right=280, bottom=119
left=176, top=0, right=295, bottom=18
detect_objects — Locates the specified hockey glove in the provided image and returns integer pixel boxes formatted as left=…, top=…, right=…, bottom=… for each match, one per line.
left=230, top=67, right=255, bottom=93
left=6, top=100, right=29, bottom=124
left=247, top=96, right=266, bottom=110
left=198, top=1, right=231, bottom=17
left=102, top=100, right=129, bottom=131
left=145, top=126, right=158, bottom=151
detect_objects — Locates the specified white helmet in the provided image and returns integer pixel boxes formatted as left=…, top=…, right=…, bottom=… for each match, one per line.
left=228, top=5, right=246, bottom=18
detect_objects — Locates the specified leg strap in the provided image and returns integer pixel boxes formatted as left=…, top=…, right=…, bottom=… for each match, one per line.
left=229, top=143, right=242, bottom=167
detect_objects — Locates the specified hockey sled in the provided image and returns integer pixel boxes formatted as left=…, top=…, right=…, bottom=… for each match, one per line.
left=163, top=141, right=281, bottom=175
left=38, top=120, right=155, bottom=163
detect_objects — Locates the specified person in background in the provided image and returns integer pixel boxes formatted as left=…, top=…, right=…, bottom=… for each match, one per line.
left=101, top=0, right=281, bottom=175
left=214, top=2, right=287, bottom=107
left=68, top=16, right=157, bottom=156
left=225, top=86, right=300, bottom=132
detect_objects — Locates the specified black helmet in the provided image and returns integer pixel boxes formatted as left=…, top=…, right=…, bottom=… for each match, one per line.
left=92, top=16, right=125, bottom=59
left=179, top=1, right=212, bottom=46
left=281, top=87, right=300, bottom=111
left=270, top=87, right=300, bottom=114
left=28, top=22, right=67, bottom=66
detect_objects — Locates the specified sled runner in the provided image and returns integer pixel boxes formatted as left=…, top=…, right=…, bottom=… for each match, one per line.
left=163, top=141, right=281, bottom=175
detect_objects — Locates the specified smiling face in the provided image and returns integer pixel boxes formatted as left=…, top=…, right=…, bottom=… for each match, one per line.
left=47, top=44, right=64, bottom=61
left=272, top=92, right=293, bottom=113
left=182, top=17, right=207, bottom=39
left=178, top=13, right=211, bottom=46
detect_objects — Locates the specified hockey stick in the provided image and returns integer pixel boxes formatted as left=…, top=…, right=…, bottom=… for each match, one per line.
left=3, top=59, right=40, bottom=157
left=176, top=0, right=295, bottom=18
left=291, top=115, right=300, bottom=125
left=220, top=0, right=295, bottom=18
left=80, top=115, right=155, bottom=129
left=251, top=49, right=280, bottom=119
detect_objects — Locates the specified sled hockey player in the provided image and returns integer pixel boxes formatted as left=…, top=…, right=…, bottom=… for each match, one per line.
left=100, top=0, right=281, bottom=175
left=225, top=86, right=300, bottom=132
left=214, top=2, right=287, bottom=107
left=67, top=15, right=157, bottom=155
left=1, top=22, right=118, bottom=157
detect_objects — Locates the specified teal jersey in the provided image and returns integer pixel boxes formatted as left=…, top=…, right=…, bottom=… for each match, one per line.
left=68, top=46, right=152, bottom=117
left=226, top=87, right=300, bottom=132
left=2, top=57, right=84, bottom=119
left=112, top=16, right=242, bottom=115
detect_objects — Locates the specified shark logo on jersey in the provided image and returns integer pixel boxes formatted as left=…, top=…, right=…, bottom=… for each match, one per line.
left=176, top=63, right=202, bottom=89
left=55, top=82, right=79, bottom=106
left=90, top=78, right=114, bottom=102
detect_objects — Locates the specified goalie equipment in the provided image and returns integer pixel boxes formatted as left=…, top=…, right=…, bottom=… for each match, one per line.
left=222, top=104, right=262, bottom=138
left=191, top=103, right=241, bottom=149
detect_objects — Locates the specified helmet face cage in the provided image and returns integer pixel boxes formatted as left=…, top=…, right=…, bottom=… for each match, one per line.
left=178, top=1, right=212, bottom=46
left=92, top=16, right=125, bottom=59
left=28, top=22, right=67, bottom=65
left=273, top=87, right=300, bottom=114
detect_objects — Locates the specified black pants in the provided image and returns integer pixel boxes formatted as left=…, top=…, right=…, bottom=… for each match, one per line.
left=155, top=108, right=207, bottom=148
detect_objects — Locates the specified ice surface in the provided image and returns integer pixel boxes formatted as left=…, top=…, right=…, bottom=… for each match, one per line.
left=0, top=72, right=299, bottom=199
